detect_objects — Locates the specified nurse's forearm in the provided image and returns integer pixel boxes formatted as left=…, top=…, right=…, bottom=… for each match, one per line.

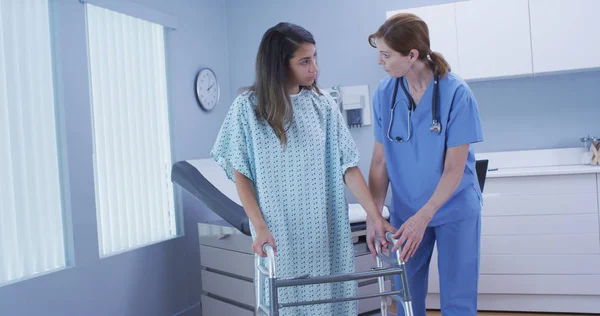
left=421, top=168, right=463, bottom=218
left=234, top=170, right=268, bottom=232
left=344, top=167, right=385, bottom=219
left=420, top=144, right=469, bottom=219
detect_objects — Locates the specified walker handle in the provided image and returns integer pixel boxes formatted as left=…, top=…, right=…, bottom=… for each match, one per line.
left=383, top=231, right=408, bottom=265
left=385, top=231, right=396, bottom=243
left=259, top=243, right=277, bottom=279
left=262, top=243, right=275, bottom=253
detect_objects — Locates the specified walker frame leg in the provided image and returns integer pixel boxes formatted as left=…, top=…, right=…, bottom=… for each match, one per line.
left=389, top=233, right=414, bottom=316
left=255, top=255, right=261, bottom=315
left=376, top=241, right=389, bottom=316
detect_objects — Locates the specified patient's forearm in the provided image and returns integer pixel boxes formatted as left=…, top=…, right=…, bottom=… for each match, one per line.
left=344, top=167, right=383, bottom=219
left=368, top=159, right=389, bottom=213
left=234, top=171, right=267, bottom=231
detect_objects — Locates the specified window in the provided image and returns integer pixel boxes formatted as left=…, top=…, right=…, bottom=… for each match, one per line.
left=84, top=3, right=178, bottom=256
left=0, top=0, right=69, bottom=285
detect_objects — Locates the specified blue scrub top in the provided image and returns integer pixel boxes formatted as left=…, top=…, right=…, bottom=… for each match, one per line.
left=373, top=72, right=484, bottom=226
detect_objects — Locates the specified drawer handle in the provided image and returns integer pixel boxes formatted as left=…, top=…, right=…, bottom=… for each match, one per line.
left=217, top=234, right=231, bottom=240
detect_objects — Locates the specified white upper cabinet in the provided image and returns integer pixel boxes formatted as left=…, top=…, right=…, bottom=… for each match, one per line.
left=387, top=0, right=599, bottom=81
left=455, top=0, right=533, bottom=80
left=529, top=0, right=600, bottom=74
left=386, top=3, right=461, bottom=75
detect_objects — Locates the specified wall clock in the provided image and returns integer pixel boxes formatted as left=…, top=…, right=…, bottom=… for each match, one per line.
left=195, top=67, right=220, bottom=112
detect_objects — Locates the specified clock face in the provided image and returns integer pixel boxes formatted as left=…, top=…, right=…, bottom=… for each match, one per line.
left=195, top=68, right=219, bottom=111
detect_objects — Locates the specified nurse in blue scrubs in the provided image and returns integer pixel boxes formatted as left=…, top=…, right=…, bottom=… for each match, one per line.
left=366, top=13, right=484, bottom=316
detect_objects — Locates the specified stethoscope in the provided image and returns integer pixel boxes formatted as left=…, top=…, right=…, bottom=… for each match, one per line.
left=387, top=67, right=442, bottom=142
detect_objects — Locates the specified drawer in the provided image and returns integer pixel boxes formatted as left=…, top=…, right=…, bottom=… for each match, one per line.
left=198, top=232, right=253, bottom=254
left=480, top=254, right=600, bottom=275
left=482, top=193, right=598, bottom=216
left=355, top=253, right=378, bottom=272
left=482, top=234, right=600, bottom=255
left=355, top=252, right=402, bottom=272
left=198, top=222, right=242, bottom=237
left=201, top=294, right=253, bottom=316
left=353, top=241, right=370, bottom=256
left=478, top=274, right=600, bottom=295
left=201, top=270, right=255, bottom=307
left=485, top=173, right=597, bottom=196
left=428, top=235, right=600, bottom=291
left=428, top=272, right=600, bottom=296
left=200, top=245, right=255, bottom=279
left=482, top=214, right=599, bottom=235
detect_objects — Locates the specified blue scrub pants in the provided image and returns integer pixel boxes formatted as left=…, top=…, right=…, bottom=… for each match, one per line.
left=392, top=213, right=481, bottom=316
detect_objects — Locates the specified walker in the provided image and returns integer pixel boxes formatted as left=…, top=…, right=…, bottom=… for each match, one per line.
left=255, top=232, right=414, bottom=316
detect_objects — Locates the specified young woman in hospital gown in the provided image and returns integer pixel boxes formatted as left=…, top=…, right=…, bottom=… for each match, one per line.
left=367, top=13, right=484, bottom=316
left=210, top=22, right=395, bottom=316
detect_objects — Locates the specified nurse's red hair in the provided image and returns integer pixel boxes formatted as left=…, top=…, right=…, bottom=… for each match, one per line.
left=369, top=13, right=451, bottom=78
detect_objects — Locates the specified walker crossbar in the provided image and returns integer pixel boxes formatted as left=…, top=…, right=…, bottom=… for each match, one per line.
left=279, top=289, right=406, bottom=308
left=266, top=267, right=406, bottom=287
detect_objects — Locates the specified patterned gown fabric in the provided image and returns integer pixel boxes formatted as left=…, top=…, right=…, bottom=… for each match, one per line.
left=211, top=88, right=359, bottom=315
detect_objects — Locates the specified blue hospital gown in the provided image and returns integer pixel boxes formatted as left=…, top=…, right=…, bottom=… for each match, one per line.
left=210, top=88, right=359, bottom=315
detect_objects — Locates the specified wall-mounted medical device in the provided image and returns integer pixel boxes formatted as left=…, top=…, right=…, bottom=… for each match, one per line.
left=323, top=84, right=372, bottom=129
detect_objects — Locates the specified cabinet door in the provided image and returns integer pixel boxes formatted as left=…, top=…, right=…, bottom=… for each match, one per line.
left=386, top=3, right=461, bottom=74
left=529, top=0, right=600, bottom=74
left=455, top=0, right=533, bottom=81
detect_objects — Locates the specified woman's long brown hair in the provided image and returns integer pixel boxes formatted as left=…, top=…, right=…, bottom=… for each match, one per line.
left=242, top=22, right=320, bottom=146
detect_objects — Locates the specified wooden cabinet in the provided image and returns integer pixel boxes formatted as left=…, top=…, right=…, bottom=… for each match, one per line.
left=455, top=0, right=532, bottom=80
left=529, top=0, right=600, bottom=74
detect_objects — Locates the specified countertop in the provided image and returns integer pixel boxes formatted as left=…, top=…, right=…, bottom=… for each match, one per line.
left=485, top=164, right=600, bottom=178
left=477, top=147, right=600, bottom=178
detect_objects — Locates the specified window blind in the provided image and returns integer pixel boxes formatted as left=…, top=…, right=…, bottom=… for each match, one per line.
left=85, top=4, right=177, bottom=256
left=0, top=0, right=67, bottom=285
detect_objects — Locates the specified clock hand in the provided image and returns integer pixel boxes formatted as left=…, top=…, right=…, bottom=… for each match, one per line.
left=208, top=82, right=215, bottom=91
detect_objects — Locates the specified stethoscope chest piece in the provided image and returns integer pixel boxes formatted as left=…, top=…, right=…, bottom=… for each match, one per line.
left=430, top=120, right=441, bottom=133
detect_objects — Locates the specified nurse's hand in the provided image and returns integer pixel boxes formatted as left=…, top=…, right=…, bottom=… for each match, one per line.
left=253, top=227, right=276, bottom=258
left=392, top=213, right=431, bottom=262
left=366, top=216, right=396, bottom=257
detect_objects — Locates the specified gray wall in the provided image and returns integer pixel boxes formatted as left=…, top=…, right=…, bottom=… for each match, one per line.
left=224, top=0, right=600, bottom=178
left=0, top=0, right=232, bottom=315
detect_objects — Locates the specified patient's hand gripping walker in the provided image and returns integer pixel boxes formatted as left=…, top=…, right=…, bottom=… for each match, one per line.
left=255, top=232, right=414, bottom=316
